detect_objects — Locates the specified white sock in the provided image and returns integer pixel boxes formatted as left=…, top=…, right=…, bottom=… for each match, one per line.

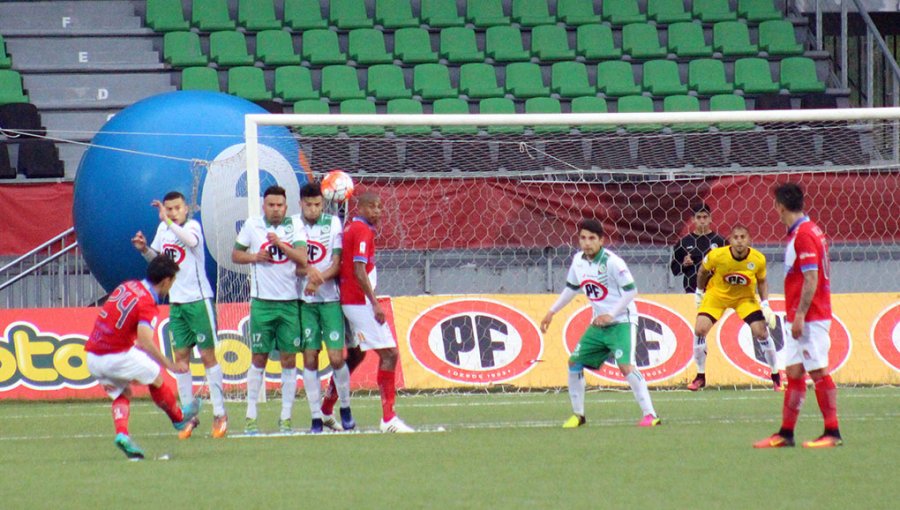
left=757, top=336, right=778, bottom=372
left=693, top=335, right=707, bottom=374
left=206, top=364, right=226, bottom=417
left=246, top=365, right=264, bottom=420
left=626, top=370, right=656, bottom=417
left=567, top=368, right=585, bottom=417
left=303, top=369, right=322, bottom=419
left=333, top=364, right=351, bottom=409
left=174, top=371, right=194, bottom=407
left=280, top=368, right=298, bottom=421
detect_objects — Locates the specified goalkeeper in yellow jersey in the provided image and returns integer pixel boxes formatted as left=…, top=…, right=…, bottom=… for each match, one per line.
left=688, top=225, right=780, bottom=391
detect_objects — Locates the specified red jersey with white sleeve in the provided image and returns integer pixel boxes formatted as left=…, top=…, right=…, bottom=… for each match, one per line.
left=784, top=216, right=832, bottom=323
left=340, top=217, right=377, bottom=305
left=84, top=280, right=161, bottom=355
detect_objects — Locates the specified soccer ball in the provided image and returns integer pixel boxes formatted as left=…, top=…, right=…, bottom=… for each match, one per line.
left=320, top=170, right=355, bottom=203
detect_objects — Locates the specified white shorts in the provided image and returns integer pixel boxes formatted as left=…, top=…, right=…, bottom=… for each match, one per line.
left=342, top=303, right=397, bottom=351
left=783, top=320, right=831, bottom=371
left=87, top=348, right=160, bottom=399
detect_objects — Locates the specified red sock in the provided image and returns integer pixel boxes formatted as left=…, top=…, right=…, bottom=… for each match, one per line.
left=112, top=395, right=130, bottom=435
left=322, top=353, right=363, bottom=415
left=781, top=377, right=807, bottom=433
left=377, top=369, right=396, bottom=422
left=814, top=375, right=840, bottom=431
left=149, top=380, right=183, bottom=423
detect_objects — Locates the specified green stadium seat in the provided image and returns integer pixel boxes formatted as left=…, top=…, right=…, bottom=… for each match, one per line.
left=146, top=0, right=190, bottom=31
left=734, top=57, right=780, bottom=93
left=780, top=57, right=826, bottom=93
left=255, top=30, right=301, bottom=66
left=237, top=0, right=281, bottom=31
left=366, top=64, right=412, bottom=100
left=293, top=99, right=338, bottom=135
left=413, top=63, right=458, bottom=99
left=556, top=0, right=602, bottom=25
left=321, top=65, right=366, bottom=100
left=576, top=24, right=622, bottom=60
left=713, top=21, right=758, bottom=56
left=486, top=26, right=530, bottom=62
left=617, top=95, right=661, bottom=131
left=301, top=30, right=348, bottom=65
left=571, top=96, right=616, bottom=132
left=531, top=25, right=576, bottom=61
left=163, top=31, right=208, bottom=67
left=759, top=20, right=803, bottom=56
left=504, top=62, right=551, bottom=98
left=667, top=22, right=713, bottom=57
left=209, top=31, right=254, bottom=66
left=688, top=58, right=733, bottom=94
left=387, top=99, right=431, bottom=135
left=421, top=0, right=465, bottom=27
left=525, top=97, right=567, bottom=134
left=274, top=66, right=319, bottom=101
left=622, top=23, right=667, bottom=59
left=375, top=0, right=420, bottom=28
left=597, top=60, right=642, bottom=97
left=692, top=0, right=737, bottom=22
left=191, top=0, right=236, bottom=31
left=180, top=66, right=220, bottom=91
left=284, top=0, right=328, bottom=30
left=348, top=29, right=393, bottom=65
left=709, top=93, right=753, bottom=130
left=664, top=94, right=708, bottom=131
left=0, top=36, right=11, bottom=68
left=433, top=97, right=477, bottom=135
left=466, top=0, right=510, bottom=28
left=511, top=0, right=555, bottom=27
left=440, top=27, right=485, bottom=63
left=551, top=61, right=595, bottom=98
left=394, top=28, right=439, bottom=64
left=642, top=59, right=688, bottom=96
left=479, top=98, right=523, bottom=134
left=341, top=99, right=384, bottom=136
left=603, top=0, right=647, bottom=25
left=330, top=0, right=374, bottom=29
left=646, top=0, right=692, bottom=23
left=459, top=63, right=504, bottom=99
left=738, top=0, right=782, bottom=22
left=228, top=66, right=272, bottom=101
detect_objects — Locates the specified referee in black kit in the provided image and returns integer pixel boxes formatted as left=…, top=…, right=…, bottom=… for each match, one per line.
left=670, top=203, right=726, bottom=293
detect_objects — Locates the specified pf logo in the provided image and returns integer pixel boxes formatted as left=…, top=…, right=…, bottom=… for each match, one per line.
left=582, top=280, right=608, bottom=301
left=161, top=243, right=186, bottom=264
left=307, top=240, right=327, bottom=265
left=261, top=241, right=288, bottom=264
left=871, top=302, right=900, bottom=372
left=717, top=298, right=851, bottom=380
left=408, top=299, right=543, bottom=384
left=562, top=300, right=693, bottom=383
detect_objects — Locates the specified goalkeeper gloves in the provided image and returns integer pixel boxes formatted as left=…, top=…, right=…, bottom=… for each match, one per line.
left=694, top=290, right=704, bottom=308
left=760, top=300, right=777, bottom=330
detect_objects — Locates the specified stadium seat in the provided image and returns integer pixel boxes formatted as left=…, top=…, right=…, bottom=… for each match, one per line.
left=642, top=59, right=688, bottom=96
left=440, top=27, right=485, bottom=63
left=531, top=25, right=576, bottom=61
left=421, top=0, right=465, bottom=27
left=511, top=0, right=555, bottom=27
left=525, top=97, right=568, bottom=134
left=646, top=0, right=692, bottom=23
left=209, top=31, right=254, bottom=66
left=596, top=60, right=641, bottom=97
left=145, top=0, right=190, bottom=31
left=622, top=23, right=667, bottom=59
left=375, top=0, right=420, bottom=28
left=293, top=99, right=338, bottom=136
left=602, top=0, right=647, bottom=25
left=551, top=61, right=595, bottom=98
left=330, top=0, right=374, bottom=29
left=754, top=93, right=792, bottom=110
left=504, top=62, right=551, bottom=98
left=0, top=36, right=9, bottom=68
left=191, top=0, right=236, bottom=31
left=0, top=70, right=29, bottom=104
left=556, top=0, right=602, bottom=25
left=348, top=29, right=394, bottom=65
left=255, top=30, right=301, bottom=66
left=667, top=22, right=713, bottom=57
left=394, top=28, right=439, bottom=64
left=237, top=0, right=281, bottom=31
left=366, top=64, right=412, bottom=100
left=459, top=63, right=504, bottom=99
left=228, top=66, right=272, bottom=101
left=466, top=0, right=510, bottom=28
left=780, top=57, right=826, bottom=93
left=163, top=31, right=208, bottom=67
left=413, top=63, right=458, bottom=99
left=283, top=0, right=328, bottom=30
left=479, top=98, right=523, bottom=134
left=386, top=98, right=431, bottom=135
left=571, top=96, right=616, bottom=132
left=0, top=103, right=43, bottom=135
left=180, top=66, right=220, bottom=91
left=617, top=95, right=661, bottom=132
left=688, top=58, right=733, bottom=94
left=759, top=20, right=804, bottom=56
left=18, top=139, right=64, bottom=178
left=713, top=21, right=758, bottom=56
left=692, top=0, right=737, bottom=22
left=800, top=92, right=837, bottom=109
left=433, top=97, right=478, bottom=135
left=738, top=0, right=783, bottom=22
left=576, top=24, right=622, bottom=60
left=734, top=57, right=780, bottom=94
left=709, top=93, right=754, bottom=130
left=301, top=30, right=348, bottom=65
left=387, top=99, right=442, bottom=171
left=485, top=26, right=530, bottom=62
left=341, top=99, right=384, bottom=136
left=0, top=143, right=12, bottom=178
left=664, top=94, right=708, bottom=131
left=274, top=66, right=318, bottom=101
left=321, top=65, right=366, bottom=101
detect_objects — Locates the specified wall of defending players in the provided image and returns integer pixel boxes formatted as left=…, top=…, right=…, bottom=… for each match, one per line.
left=1, top=293, right=898, bottom=398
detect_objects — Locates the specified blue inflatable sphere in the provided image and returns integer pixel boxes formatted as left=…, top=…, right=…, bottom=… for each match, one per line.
left=74, top=91, right=305, bottom=292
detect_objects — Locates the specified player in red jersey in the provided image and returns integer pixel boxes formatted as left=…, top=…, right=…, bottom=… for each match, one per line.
left=755, top=183, right=842, bottom=449
left=84, top=255, right=200, bottom=459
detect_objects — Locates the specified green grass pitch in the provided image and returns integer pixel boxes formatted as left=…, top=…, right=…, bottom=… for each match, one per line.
left=1, top=387, right=898, bottom=509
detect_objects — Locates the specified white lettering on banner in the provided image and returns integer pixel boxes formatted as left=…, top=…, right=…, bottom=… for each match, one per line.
left=62, top=16, right=71, bottom=28
left=78, top=51, right=88, bottom=63
left=97, top=88, right=109, bottom=100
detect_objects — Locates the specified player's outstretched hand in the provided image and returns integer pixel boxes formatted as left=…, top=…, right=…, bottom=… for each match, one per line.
left=304, top=283, right=319, bottom=296
left=694, top=290, right=704, bottom=308
left=306, top=267, right=325, bottom=286
left=255, top=247, right=273, bottom=263
left=540, top=312, right=554, bottom=333
left=131, top=231, right=147, bottom=251
left=790, top=315, right=805, bottom=340
left=151, top=200, right=167, bottom=223
left=373, top=302, right=386, bottom=325
left=760, top=300, right=777, bottom=330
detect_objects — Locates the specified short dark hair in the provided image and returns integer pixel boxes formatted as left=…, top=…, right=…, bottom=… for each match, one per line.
left=264, top=185, right=286, bottom=198
left=147, top=254, right=179, bottom=284
left=692, top=202, right=711, bottom=215
left=577, top=219, right=605, bottom=238
left=773, top=182, right=804, bottom=212
left=730, top=224, right=750, bottom=235
left=300, top=182, right=322, bottom=199
left=355, top=191, right=379, bottom=206
left=163, top=191, right=186, bottom=202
